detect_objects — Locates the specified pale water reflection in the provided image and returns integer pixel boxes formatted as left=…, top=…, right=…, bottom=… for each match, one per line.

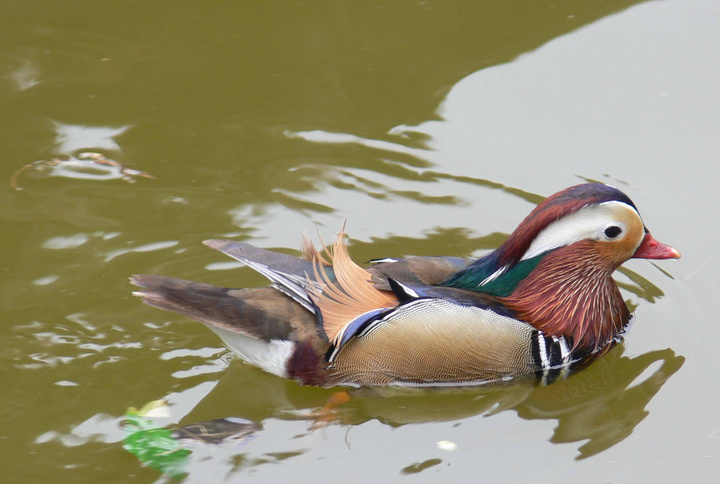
left=53, top=122, right=131, bottom=154
left=8, top=59, right=44, bottom=91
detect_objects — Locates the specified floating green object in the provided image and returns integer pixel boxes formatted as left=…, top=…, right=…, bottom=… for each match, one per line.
left=122, top=400, right=261, bottom=479
left=122, top=401, right=189, bottom=479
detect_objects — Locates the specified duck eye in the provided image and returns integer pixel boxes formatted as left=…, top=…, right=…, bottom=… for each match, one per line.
left=604, top=225, right=622, bottom=239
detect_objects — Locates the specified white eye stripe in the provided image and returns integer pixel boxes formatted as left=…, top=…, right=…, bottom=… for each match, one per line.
left=521, top=201, right=638, bottom=261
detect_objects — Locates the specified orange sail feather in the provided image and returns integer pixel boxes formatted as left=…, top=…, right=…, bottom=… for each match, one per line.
left=305, top=227, right=398, bottom=344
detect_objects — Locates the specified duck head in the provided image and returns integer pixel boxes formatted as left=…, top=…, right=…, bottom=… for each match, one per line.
left=443, top=183, right=680, bottom=353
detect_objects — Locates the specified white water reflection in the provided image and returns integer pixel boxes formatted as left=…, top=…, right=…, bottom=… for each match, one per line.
left=8, top=59, right=43, bottom=91
left=104, top=240, right=179, bottom=262
left=225, top=165, right=531, bottom=249
left=286, top=129, right=431, bottom=157
left=53, top=122, right=131, bottom=154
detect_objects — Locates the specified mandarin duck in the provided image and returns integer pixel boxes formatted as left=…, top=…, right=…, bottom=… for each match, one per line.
left=132, top=183, right=680, bottom=388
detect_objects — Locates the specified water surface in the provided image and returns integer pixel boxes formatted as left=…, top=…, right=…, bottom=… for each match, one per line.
left=1, top=1, right=718, bottom=482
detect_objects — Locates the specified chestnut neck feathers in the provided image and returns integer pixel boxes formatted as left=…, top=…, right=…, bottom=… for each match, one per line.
left=501, top=241, right=630, bottom=353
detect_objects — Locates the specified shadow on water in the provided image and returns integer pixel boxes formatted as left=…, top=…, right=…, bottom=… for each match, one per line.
left=177, top=344, right=682, bottom=462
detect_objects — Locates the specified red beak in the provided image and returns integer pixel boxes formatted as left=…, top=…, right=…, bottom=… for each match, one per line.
left=632, top=232, right=681, bottom=260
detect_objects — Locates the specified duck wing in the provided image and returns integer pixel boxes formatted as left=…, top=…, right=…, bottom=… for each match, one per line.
left=366, top=256, right=472, bottom=290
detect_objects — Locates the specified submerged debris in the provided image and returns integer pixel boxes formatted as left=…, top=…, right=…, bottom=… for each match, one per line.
left=10, top=152, right=154, bottom=190
left=170, top=418, right=261, bottom=445
left=122, top=400, right=261, bottom=478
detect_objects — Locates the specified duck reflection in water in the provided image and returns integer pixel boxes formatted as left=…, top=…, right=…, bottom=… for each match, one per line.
left=178, top=342, right=682, bottom=459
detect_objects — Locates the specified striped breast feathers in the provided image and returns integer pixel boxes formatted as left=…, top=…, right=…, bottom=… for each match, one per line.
left=325, top=298, right=547, bottom=386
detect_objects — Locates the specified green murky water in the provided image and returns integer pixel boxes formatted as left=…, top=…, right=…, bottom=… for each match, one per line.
left=1, top=1, right=718, bottom=482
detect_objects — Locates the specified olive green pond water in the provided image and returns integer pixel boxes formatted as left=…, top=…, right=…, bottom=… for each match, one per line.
left=1, top=1, right=719, bottom=482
